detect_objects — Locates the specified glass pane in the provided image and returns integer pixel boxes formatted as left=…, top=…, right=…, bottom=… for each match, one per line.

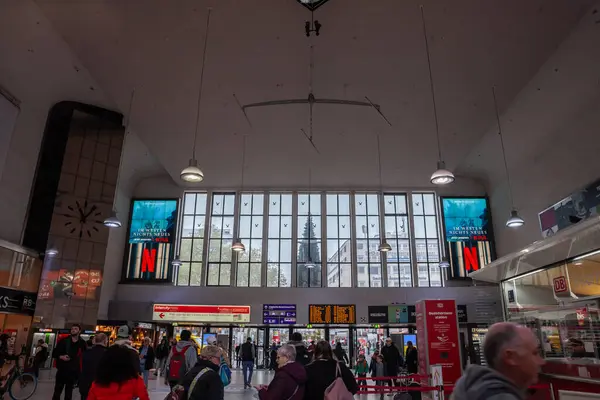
left=395, top=195, right=407, bottom=214
left=396, top=216, right=409, bottom=238
left=223, top=194, right=235, bottom=215
left=368, top=240, right=381, bottom=262
left=240, top=194, right=252, bottom=215
left=423, top=194, right=435, bottom=215
left=355, top=194, right=367, bottom=215
left=280, top=216, right=292, bottom=238
left=239, top=216, right=252, bottom=238
left=268, top=216, right=280, bottom=238
left=249, top=263, right=261, bottom=287
left=366, top=194, right=379, bottom=215
left=269, top=194, right=280, bottom=215
left=339, top=216, right=351, bottom=238
left=370, top=264, right=382, bottom=287
left=417, top=264, right=429, bottom=287
left=412, top=193, right=424, bottom=215
left=387, top=263, right=399, bottom=287
left=298, top=194, right=309, bottom=215
left=237, top=263, right=249, bottom=287
left=212, top=194, right=224, bottom=215
left=339, top=194, right=350, bottom=215
left=326, top=194, right=338, bottom=214
left=221, top=239, right=233, bottom=262
left=209, top=240, right=221, bottom=262
left=222, top=216, right=235, bottom=237
left=191, top=239, right=203, bottom=262
left=182, top=216, right=195, bottom=237
left=210, top=218, right=222, bottom=238
left=219, top=264, right=231, bottom=286
left=427, top=240, right=439, bottom=262
left=384, top=195, right=395, bottom=215
left=327, top=264, right=339, bottom=287
left=184, top=193, right=196, bottom=215
left=281, top=194, right=293, bottom=215
left=207, top=264, right=219, bottom=286
left=177, top=263, right=190, bottom=286
left=340, top=264, right=352, bottom=287
left=357, top=264, right=368, bottom=287
left=356, top=240, right=368, bottom=262
left=190, top=263, right=202, bottom=286
left=267, top=264, right=278, bottom=287
left=251, top=218, right=263, bottom=238
left=193, top=215, right=205, bottom=237
left=310, top=194, right=322, bottom=215
left=355, top=216, right=367, bottom=238
left=195, top=194, right=207, bottom=215
left=414, top=216, right=426, bottom=238
left=280, top=264, right=291, bottom=287
left=400, top=264, right=412, bottom=287
left=429, top=264, right=442, bottom=287
left=252, top=194, right=264, bottom=214
left=367, top=216, right=379, bottom=238
left=415, top=239, right=427, bottom=262
left=250, top=239, right=262, bottom=261
left=327, top=239, right=340, bottom=262
left=327, top=216, right=338, bottom=238
left=280, top=240, right=292, bottom=262
left=268, top=240, right=279, bottom=262
left=180, top=238, right=193, bottom=261
left=425, top=216, right=438, bottom=238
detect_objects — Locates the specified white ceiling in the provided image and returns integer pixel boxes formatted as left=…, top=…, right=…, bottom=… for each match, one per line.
left=32, top=0, right=592, bottom=188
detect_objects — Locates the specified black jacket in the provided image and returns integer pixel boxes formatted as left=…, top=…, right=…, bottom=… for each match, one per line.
left=139, top=345, right=155, bottom=371
left=304, top=359, right=358, bottom=400
left=53, top=336, right=87, bottom=374
left=181, top=358, right=224, bottom=400
left=240, top=342, right=254, bottom=361
left=381, top=344, right=403, bottom=371
left=288, top=341, right=310, bottom=365
left=333, top=346, right=349, bottom=364
left=79, top=345, right=106, bottom=396
left=405, top=347, right=418, bottom=373
left=156, top=342, right=170, bottom=359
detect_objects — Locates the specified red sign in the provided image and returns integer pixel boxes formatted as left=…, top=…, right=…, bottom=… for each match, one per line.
left=415, top=302, right=428, bottom=384
left=553, top=276, right=568, bottom=294
left=416, top=300, right=462, bottom=385
left=464, top=247, right=479, bottom=272
left=152, top=304, right=251, bottom=323
left=141, top=249, right=157, bottom=273
left=577, top=307, right=588, bottom=326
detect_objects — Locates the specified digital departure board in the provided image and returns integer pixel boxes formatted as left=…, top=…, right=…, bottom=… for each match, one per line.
left=309, top=305, right=356, bottom=324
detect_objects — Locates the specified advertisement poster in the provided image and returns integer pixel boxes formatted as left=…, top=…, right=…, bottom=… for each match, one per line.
left=441, top=197, right=495, bottom=279
left=416, top=302, right=428, bottom=384
left=416, top=300, right=461, bottom=385
left=37, top=269, right=102, bottom=301
left=388, top=305, right=409, bottom=323
left=123, top=199, right=178, bottom=282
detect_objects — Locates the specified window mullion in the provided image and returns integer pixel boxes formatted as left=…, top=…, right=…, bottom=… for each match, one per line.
left=350, top=192, right=357, bottom=288
left=291, top=192, right=298, bottom=287
left=261, top=192, right=268, bottom=287
left=201, top=191, right=211, bottom=286
left=407, top=192, right=419, bottom=288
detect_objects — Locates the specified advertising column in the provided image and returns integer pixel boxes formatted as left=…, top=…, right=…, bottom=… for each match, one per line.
left=415, top=300, right=462, bottom=385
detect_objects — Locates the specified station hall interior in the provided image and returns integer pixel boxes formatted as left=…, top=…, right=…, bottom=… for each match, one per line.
left=1, top=0, right=600, bottom=398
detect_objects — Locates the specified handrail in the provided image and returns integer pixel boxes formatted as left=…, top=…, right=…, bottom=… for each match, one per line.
left=541, top=373, right=600, bottom=386
left=0, top=238, right=40, bottom=259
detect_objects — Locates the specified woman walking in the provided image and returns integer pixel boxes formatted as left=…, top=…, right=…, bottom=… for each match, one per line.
left=304, top=341, right=357, bottom=400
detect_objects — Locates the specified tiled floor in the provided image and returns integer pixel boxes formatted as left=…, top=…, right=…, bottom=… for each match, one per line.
left=32, top=368, right=390, bottom=399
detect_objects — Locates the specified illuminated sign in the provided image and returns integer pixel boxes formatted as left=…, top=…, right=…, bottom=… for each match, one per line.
left=441, top=197, right=496, bottom=279
left=309, top=305, right=356, bottom=324
left=152, top=304, right=251, bottom=323
left=123, top=199, right=178, bottom=282
left=263, top=304, right=297, bottom=325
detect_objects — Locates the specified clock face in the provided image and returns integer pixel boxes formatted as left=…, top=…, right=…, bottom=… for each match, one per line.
left=58, top=199, right=103, bottom=238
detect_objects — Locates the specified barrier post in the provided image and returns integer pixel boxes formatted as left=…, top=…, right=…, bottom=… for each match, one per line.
left=431, top=365, right=444, bottom=400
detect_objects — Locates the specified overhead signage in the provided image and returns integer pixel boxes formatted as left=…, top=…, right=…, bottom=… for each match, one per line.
left=309, top=305, right=356, bottom=324
left=0, top=287, right=36, bottom=316
left=416, top=299, right=462, bottom=385
left=368, top=306, right=388, bottom=324
left=441, top=197, right=495, bottom=279
left=263, top=304, right=297, bottom=325
left=152, top=304, right=251, bottom=323
left=538, top=177, right=600, bottom=238
left=123, top=199, right=178, bottom=282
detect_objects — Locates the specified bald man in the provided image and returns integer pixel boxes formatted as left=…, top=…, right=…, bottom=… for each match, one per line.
left=452, top=322, right=544, bottom=400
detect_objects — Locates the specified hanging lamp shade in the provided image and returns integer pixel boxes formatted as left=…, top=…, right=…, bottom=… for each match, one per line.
left=506, top=209, right=525, bottom=228
left=430, top=161, right=455, bottom=185
left=103, top=210, right=122, bottom=228
left=378, top=240, right=392, bottom=252
left=232, top=241, right=246, bottom=253
left=171, top=256, right=182, bottom=267
left=45, top=247, right=59, bottom=257
left=180, top=159, right=204, bottom=183
left=439, top=257, right=450, bottom=268
left=305, top=259, right=316, bottom=269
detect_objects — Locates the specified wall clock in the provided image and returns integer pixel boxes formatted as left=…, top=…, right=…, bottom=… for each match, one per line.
left=59, top=200, right=103, bottom=238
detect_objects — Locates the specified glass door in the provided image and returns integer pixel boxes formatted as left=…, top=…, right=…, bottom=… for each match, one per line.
left=232, top=327, right=258, bottom=369
left=355, top=328, right=386, bottom=359
left=257, top=328, right=266, bottom=368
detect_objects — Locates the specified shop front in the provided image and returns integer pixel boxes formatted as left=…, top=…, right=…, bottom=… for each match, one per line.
left=470, top=214, right=600, bottom=396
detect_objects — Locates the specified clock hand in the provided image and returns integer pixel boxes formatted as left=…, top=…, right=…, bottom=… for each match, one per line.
left=83, top=205, right=98, bottom=220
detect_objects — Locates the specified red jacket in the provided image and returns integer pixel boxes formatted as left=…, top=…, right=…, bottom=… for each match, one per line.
left=87, top=376, right=149, bottom=400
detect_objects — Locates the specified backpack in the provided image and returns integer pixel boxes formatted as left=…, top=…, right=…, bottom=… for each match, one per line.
left=219, top=356, right=231, bottom=387
left=324, top=362, right=354, bottom=400
left=168, top=345, right=191, bottom=381
left=164, top=367, right=209, bottom=400
left=295, top=345, right=309, bottom=366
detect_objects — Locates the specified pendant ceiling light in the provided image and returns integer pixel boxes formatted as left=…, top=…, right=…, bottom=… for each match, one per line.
left=232, top=135, right=247, bottom=253
left=375, top=134, right=393, bottom=253
left=492, top=86, right=524, bottom=228
left=419, top=6, right=454, bottom=185
left=104, top=89, right=136, bottom=228
left=45, top=247, right=59, bottom=257
left=439, top=257, right=450, bottom=268
left=171, top=256, right=182, bottom=267
left=180, top=8, right=213, bottom=183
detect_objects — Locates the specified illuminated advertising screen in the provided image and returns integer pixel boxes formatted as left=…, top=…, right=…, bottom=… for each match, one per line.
left=152, top=304, right=251, bottom=323
left=441, top=197, right=495, bottom=279
left=123, top=199, right=178, bottom=282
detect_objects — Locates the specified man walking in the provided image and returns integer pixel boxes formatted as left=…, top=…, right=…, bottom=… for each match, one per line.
left=79, top=333, right=107, bottom=400
left=452, top=322, right=545, bottom=400
left=381, top=337, right=403, bottom=396
left=405, top=341, right=418, bottom=374
left=52, top=324, right=87, bottom=400
left=240, top=337, right=255, bottom=389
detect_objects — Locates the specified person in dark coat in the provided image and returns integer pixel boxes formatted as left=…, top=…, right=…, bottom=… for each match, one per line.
left=381, top=338, right=403, bottom=389
left=139, top=337, right=155, bottom=387
left=288, top=332, right=309, bottom=365
left=405, top=341, right=418, bottom=374
left=79, top=333, right=107, bottom=400
left=154, top=337, right=170, bottom=376
left=180, top=345, right=224, bottom=400
left=258, top=344, right=306, bottom=400
left=333, top=342, right=349, bottom=365
left=304, top=340, right=358, bottom=400
left=33, top=339, right=49, bottom=378
left=52, top=324, right=88, bottom=400
left=269, top=343, right=278, bottom=371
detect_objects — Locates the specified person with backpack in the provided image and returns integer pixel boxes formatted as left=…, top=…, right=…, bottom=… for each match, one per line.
left=112, top=325, right=140, bottom=374
left=240, top=337, right=255, bottom=389
left=304, top=340, right=358, bottom=400
left=33, top=338, right=49, bottom=378
left=288, top=332, right=309, bottom=365
left=176, top=345, right=224, bottom=400
left=52, top=324, right=88, bottom=400
left=166, top=329, right=198, bottom=389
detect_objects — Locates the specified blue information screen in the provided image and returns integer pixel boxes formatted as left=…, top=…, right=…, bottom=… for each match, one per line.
left=263, top=304, right=297, bottom=325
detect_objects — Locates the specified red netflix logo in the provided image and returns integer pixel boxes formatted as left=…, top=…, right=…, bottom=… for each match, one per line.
left=553, top=276, right=568, bottom=293
left=141, top=249, right=157, bottom=273
left=464, top=247, right=479, bottom=272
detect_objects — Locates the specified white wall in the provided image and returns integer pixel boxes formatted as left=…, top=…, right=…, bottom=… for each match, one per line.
left=458, top=5, right=600, bottom=257
left=0, top=0, right=114, bottom=244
